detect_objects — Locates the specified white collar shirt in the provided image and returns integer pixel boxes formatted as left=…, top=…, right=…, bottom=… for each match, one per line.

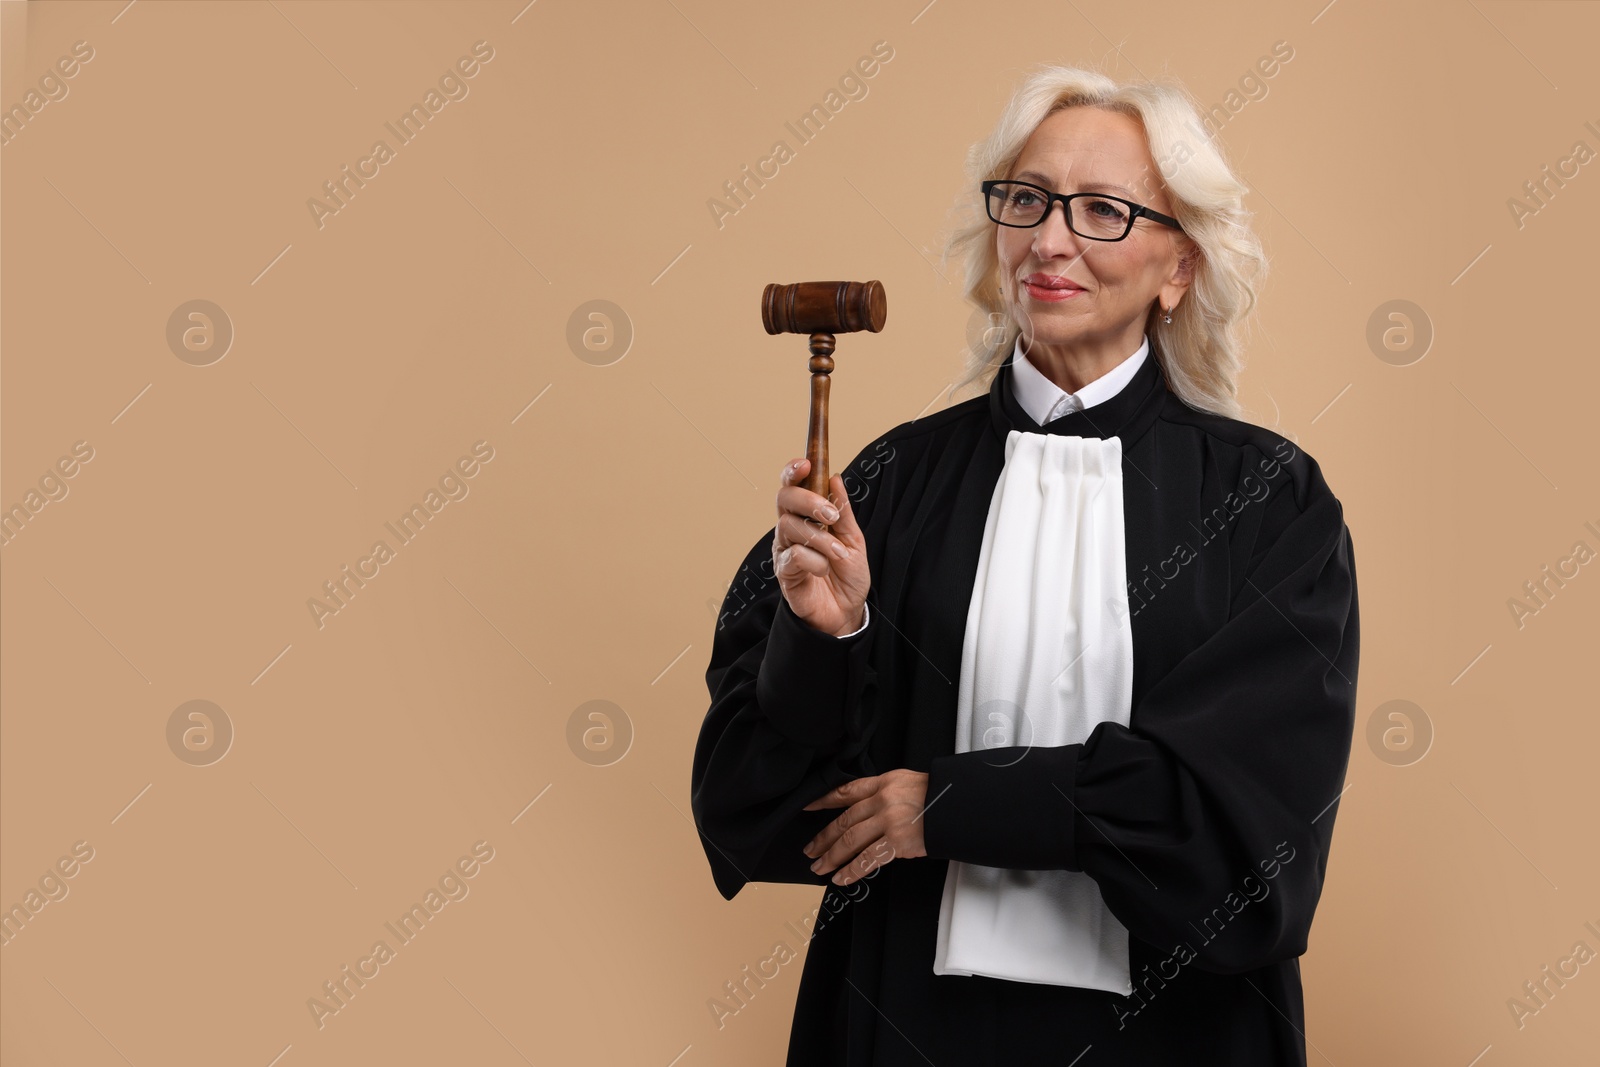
left=1009, top=333, right=1150, bottom=426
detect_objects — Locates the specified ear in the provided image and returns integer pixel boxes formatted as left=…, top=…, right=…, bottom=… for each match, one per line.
left=1163, top=238, right=1198, bottom=307
left=1171, top=236, right=1198, bottom=286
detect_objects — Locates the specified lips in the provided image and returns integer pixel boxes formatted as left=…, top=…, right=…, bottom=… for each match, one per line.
left=1023, top=274, right=1085, bottom=291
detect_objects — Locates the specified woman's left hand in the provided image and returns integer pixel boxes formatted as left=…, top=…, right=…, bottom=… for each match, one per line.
left=801, top=769, right=929, bottom=885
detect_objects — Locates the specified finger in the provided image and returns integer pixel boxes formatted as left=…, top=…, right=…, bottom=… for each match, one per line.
left=776, top=463, right=843, bottom=526
left=802, top=797, right=859, bottom=858
left=777, top=513, right=853, bottom=562
left=773, top=542, right=831, bottom=581
left=824, top=474, right=864, bottom=541
left=777, top=488, right=844, bottom=530
left=810, top=811, right=881, bottom=876
left=778, top=457, right=826, bottom=504
left=802, top=784, right=843, bottom=811
left=802, top=776, right=872, bottom=811
left=776, top=458, right=810, bottom=525
left=833, top=839, right=896, bottom=886
left=780, top=457, right=808, bottom=488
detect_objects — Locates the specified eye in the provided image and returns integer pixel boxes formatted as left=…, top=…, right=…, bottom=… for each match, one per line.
left=1085, top=198, right=1129, bottom=220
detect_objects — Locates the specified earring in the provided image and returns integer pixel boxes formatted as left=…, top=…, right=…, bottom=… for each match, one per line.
left=1161, top=304, right=1173, bottom=324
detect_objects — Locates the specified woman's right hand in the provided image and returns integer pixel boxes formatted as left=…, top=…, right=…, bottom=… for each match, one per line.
left=773, top=457, right=871, bottom=637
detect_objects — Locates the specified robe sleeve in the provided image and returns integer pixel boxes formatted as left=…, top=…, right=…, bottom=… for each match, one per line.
left=922, top=455, right=1360, bottom=975
left=690, top=442, right=890, bottom=902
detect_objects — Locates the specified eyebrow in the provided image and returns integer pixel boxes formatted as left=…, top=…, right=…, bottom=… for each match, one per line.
left=1012, top=170, right=1134, bottom=196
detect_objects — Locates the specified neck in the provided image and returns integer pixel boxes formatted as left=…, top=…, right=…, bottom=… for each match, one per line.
left=1020, top=329, right=1145, bottom=394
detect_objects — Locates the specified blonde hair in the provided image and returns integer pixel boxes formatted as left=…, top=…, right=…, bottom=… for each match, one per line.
left=938, top=64, right=1268, bottom=419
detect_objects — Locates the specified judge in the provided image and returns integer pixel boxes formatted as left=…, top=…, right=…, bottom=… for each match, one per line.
left=692, top=63, right=1360, bottom=1066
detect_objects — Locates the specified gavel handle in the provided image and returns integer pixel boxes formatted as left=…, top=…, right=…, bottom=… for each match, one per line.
left=803, top=332, right=835, bottom=510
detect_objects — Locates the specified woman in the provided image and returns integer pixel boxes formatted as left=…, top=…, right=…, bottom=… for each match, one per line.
left=692, top=64, right=1359, bottom=1066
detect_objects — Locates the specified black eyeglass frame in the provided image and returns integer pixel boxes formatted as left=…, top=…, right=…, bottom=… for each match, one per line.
left=981, top=179, right=1185, bottom=240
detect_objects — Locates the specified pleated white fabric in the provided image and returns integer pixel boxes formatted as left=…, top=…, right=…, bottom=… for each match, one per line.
left=932, top=429, right=1135, bottom=993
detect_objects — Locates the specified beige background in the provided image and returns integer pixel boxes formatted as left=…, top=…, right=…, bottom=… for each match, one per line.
left=2, top=0, right=1597, bottom=1064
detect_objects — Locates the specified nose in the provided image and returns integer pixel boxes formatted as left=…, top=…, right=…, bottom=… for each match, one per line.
left=1031, top=198, right=1084, bottom=261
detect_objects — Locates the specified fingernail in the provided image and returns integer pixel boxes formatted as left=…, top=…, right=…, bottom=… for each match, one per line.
left=821, top=505, right=840, bottom=522
left=831, top=542, right=850, bottom=559
left=810, top=858, right=824, bottom=873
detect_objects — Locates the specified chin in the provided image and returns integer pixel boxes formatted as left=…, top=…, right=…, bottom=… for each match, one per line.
left=1018, top=316, right=1091, bottom=343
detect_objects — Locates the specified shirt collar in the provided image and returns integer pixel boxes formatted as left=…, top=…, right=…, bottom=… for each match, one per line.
left=1009, top=333, right=1150, bottom=427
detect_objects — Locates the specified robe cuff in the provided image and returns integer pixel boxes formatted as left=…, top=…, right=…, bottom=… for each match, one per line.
left=923, top=745, right=1082, bottom=870
left=755, top=595, right=875, bottom=748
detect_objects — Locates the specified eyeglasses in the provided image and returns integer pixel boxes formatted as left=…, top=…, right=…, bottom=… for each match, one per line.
left=981, top=179, right=1185, bottom=241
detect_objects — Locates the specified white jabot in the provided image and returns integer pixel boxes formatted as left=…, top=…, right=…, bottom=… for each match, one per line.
left=931, top=334, right=1146, bottom=992
left=1010, top=334, right=1149, bottom=426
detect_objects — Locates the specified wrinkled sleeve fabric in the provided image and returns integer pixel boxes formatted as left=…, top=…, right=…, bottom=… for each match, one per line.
left=690, top=447, right=890, bottom=902
left=922, top=460, right=1360, bottom=975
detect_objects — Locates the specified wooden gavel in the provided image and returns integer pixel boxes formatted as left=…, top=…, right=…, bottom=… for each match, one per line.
left=761, top=280, right=888, bottom=505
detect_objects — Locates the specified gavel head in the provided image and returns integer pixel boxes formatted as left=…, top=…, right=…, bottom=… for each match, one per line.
left=762, top=280, right=887, bottom=336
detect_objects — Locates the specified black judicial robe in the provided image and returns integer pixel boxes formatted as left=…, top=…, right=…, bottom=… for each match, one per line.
left=691, top=344, right=1361, bottom=1066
